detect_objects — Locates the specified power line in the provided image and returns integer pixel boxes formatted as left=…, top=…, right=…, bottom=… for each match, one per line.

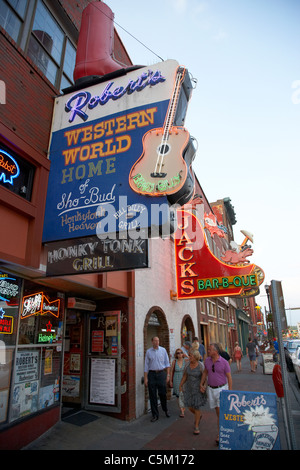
left=113, top=19, right=164, bottom=62
left=99, top=5, right=164, bottom=62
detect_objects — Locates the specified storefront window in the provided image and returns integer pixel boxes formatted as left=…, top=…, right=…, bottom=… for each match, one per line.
left=19, top=282, right=63, bottom=345
left=0, top=274, right=65, bottom=426
left=10, top=346, right=61, bottom=421
left=0, top=271, right=21, bottom=424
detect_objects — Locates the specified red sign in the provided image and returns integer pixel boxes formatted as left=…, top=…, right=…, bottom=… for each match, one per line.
left=174, top=210, right=263, bottom=299
left=0, top=315, right=13, bottom=334
left=92, top=330, right=104, bottom=353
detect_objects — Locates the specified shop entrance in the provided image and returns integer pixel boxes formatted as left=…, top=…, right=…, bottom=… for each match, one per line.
left=143, top=307, right=170, bottom=413
left=62, top=309, right=121, bottom=413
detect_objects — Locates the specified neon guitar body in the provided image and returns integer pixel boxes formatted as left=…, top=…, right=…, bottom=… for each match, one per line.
left=129, top=126, right=190, bottom=196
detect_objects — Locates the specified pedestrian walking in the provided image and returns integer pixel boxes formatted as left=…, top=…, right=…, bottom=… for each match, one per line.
left=179, top=349, right=207, bottom=435
left=233, top=341, right=243, bottom=372
left=170, top=348, right=187, bottom=417
left=144, top=336, right=171, bottom=422
left=246, top=337, right=258, bottom=372
left=200, top=343, right=232, bottom=445
left=192, top=336, right=206, bottom=362
left=217, top=343, right=232, bottom=364
left=199, top=341, right=206, bottom=362
left=273, top=338, right=279, bottom=363
left=191, top=339, right=200, bottom=352
left=181, top=341, right=192, bottom=358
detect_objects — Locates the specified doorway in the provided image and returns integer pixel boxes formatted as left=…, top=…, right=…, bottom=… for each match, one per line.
left=181, top=314, right=195, bottom=345
left=62, top=309, right=121, bottom=413
left=85, top=311, right=121, bottom=413
left=143, top=307, right=170, bottom=412
left=200, top=323, right=208, bottom=357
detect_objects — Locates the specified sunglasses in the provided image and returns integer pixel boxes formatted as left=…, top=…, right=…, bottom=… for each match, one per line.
left=176, top=351, right=183, bottom=355
left=212, top=364, right=215, bottom=372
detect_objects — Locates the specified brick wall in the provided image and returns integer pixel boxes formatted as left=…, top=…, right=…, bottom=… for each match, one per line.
left=0, top=29, right=55, bottom=158
left=58, top=0, right=94, bottom=30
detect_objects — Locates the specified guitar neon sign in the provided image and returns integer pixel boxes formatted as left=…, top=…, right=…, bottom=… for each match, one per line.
left=65, top=69, right=166, bottom=123
left=129, top=66, right=193, bottom=200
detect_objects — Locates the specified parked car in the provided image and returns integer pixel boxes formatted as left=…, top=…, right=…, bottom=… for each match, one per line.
left=284, top=347, right=294, bottom=372
left=292, top=346, right=300, bottom=387
left=286, top=340, right=300, bottom=361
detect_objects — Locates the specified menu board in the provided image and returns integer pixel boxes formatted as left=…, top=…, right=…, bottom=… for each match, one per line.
left=90, top=358, right=115, bottom=405
left=219, top=390, right=280, bottom=450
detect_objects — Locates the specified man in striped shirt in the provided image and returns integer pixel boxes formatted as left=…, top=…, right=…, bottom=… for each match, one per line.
left=144, top=336, right=171, bottom=422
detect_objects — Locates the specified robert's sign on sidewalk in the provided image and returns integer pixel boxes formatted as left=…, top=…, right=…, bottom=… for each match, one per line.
left=219, top=390, right=280, bottom=450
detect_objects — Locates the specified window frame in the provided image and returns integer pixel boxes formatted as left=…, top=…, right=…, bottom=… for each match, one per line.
left=0, top=0, right=77, bottom=91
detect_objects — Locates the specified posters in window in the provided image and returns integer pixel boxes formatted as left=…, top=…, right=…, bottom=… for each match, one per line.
left=90, top=358, right=115, bottom=405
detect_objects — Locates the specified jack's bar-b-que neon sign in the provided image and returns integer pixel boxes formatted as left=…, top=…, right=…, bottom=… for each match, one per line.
left=174, top=210, right=262, bottom=299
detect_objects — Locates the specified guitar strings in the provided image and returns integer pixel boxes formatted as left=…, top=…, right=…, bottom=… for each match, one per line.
left=154, top=71, right=183, bottom=175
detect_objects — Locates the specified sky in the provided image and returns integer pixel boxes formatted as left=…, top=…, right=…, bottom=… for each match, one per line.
left=105, top=0, right=300, bottom=325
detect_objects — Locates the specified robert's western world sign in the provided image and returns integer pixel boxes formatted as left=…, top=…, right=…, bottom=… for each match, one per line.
left=43, top=60, right=191, bottom=243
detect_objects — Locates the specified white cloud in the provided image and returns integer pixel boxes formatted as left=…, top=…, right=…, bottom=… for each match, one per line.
left=213, top=28, right=228, bottom=42
left=173, top=0, right=188, bottom=14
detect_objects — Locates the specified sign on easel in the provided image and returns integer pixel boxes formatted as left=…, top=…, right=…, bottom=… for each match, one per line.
left=219, top=390, right=281, bottom=450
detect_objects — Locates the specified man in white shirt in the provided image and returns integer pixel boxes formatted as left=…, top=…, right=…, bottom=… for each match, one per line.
left=144, top=336, right=170, bottom=421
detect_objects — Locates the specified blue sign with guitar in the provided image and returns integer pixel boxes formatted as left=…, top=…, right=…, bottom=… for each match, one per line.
left=43, top=60, right=195, bottom=243
left=219, top=390, right=281, bottom=450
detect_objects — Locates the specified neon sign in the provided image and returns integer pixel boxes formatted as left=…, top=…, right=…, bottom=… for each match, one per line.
left=65, top=69, right=166, bottom=123
left=0, top=308, right=13, bottom=334
left=43, top=60, right=184, bottom=243
left=129, top=66, right=193, bottom=200
left=174, top=209, right=264, bottom=299
left=21, top=292, right=60, bottom=319
left=38, top=320, right=57, bottom=343
left=197, top=274, right=258, bottom=291
left=0, top=149, right=20, bottom=185
left=0, top=274, right=19, bottom=302
left=38, top=333, right=56, bottom=343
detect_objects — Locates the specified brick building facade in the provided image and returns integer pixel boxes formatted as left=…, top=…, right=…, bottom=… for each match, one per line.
left=0, top=0, right=259, bottom=449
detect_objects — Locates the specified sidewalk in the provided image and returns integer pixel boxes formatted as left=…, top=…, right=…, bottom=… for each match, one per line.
left=24, top=357, right=300, bottom=451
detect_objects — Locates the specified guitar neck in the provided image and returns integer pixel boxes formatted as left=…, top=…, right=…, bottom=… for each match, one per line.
left=163, top=67, right=185, bottom=140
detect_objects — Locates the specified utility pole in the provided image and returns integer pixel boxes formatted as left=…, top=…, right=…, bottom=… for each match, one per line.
left=271, top=281, right=297, bottom=450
